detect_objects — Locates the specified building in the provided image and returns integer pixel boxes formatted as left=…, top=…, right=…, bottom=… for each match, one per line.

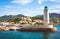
left=44, top=6, right=49, bottom=25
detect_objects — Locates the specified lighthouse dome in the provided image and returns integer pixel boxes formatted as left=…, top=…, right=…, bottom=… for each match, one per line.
left=44, top=6, right=48, bottom=10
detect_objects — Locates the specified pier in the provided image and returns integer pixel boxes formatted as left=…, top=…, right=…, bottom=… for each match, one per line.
left=0, top=25, right=57, bottom=32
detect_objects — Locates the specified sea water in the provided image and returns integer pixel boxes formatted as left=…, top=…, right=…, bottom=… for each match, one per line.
left=0, top=26, right=60, bottom=39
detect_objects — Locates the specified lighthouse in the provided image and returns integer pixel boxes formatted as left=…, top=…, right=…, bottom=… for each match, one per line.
left=19, top=6, right=57, bottom=32
left=44, top=6, right=49, bottom=25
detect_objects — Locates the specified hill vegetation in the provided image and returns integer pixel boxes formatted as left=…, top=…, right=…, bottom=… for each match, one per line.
left=0, top=13, right=60, bottom=24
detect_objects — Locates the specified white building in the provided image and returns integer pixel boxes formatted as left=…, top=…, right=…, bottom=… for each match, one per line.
left=44, top=6, right=49, bottom=25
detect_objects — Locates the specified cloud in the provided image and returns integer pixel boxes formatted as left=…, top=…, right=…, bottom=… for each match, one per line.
left=4, top=6, right=13, bottom=8
left=50, top=0, right=60, bottom=3
left=11, top=0, right=33, bottom=4
left=23, top=10, right=43, bottom=16
left=46, top=5, right=60, bottom=13
left=38, top=0, right=42, bottom=4
left=38, top=0, right=43, bottom=4
left=38, top=0, right=48, bottom=4
left=55, top=5, right=60, bottom=9
left=5, top=12, right=20, bottom=15
left=38, top=0, right=60, bottom=4
left=50, top=0, right=56, bottom=1
left=49, top=9, right=60, bottom=13
left=48, top=5, right=60, bottom=10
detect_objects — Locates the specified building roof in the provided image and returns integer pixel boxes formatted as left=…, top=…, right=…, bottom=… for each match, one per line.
left=44, top=6, right=48, bottom=10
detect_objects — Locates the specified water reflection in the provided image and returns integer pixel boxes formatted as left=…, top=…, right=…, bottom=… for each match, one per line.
left=43, top=32, right=51, bottom=39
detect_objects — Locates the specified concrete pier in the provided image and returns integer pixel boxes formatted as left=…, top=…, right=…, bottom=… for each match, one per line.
left=20, top=28, right=57, bottom=32
left=19, top=25, right=57, bottom=32
left=0, top=25, right=57, bottom=32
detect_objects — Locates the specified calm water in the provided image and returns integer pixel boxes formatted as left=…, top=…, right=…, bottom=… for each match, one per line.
left=0, top=26, right=60, bottom=39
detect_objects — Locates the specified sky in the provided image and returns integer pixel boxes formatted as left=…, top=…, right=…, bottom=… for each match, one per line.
left=0, top=0, right=60, bottom=16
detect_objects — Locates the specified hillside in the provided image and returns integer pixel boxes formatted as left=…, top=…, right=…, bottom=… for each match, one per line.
left=0, top=13, right=60, bottom=23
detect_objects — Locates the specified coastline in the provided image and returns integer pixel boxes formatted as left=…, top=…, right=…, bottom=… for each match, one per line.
left=0, top=25, right=57, bottom=32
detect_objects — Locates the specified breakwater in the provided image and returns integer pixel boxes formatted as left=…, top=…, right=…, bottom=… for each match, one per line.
left=0, top=25, right=57, bottom=32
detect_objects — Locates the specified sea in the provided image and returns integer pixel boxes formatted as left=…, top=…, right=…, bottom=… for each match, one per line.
left=0, top=25, right=60, bottom=39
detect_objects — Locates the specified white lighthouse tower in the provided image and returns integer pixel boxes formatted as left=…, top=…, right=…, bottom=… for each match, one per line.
left=44, top=6, right=49, bottom=26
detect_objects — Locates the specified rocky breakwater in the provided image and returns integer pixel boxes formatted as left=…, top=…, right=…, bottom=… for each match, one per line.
left=0, top=25, right=57, bottom=32
left=0, top=27, right=9, bottom=31
left=20, top=25, right=57, bottom=32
